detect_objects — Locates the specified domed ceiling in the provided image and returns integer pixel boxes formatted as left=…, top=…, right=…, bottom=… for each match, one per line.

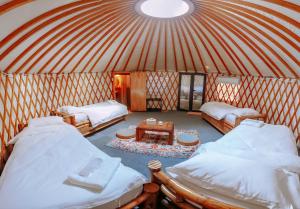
left=0, top=0, right=299, bottom=78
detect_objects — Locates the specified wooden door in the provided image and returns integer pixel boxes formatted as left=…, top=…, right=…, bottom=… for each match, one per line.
left=114, top=74, right=130, bottom=106
left=130, top=72, right=147, bottom=111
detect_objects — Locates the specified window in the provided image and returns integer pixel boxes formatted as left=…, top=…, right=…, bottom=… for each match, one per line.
left=136, top=0, right=193, bottom=18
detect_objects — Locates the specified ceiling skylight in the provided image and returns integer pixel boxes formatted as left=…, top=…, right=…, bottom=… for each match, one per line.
left=136, top=0, right=193, bottom=18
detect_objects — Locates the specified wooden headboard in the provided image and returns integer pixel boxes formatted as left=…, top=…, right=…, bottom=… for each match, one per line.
left=0, top=114, right=75, bottom=175
left=50, top=110, right=76, bottom=125
left=0, top=143, right=8, bottom=175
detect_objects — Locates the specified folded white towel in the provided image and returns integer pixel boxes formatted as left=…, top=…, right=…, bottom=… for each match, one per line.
left=67, top=157, right=121, bottom=191
left=241, top=119, right=264, bottom=128
left=78, top=158, right=103, bottom=177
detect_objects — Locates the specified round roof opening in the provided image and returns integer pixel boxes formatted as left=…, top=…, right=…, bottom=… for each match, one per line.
left=136, top=0, right=193, bottom=18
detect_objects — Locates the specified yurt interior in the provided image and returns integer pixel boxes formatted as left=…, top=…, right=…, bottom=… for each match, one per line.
left=0, top=1, right=300, bottom=209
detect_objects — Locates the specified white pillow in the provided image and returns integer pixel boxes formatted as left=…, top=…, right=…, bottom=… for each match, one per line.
left=58, top=106, right=79, bottom=114
left=231, top=108, right=259, bottom=116
left=167, top=152, right=300, bottom=208
left=9, top=117, right=65, bottom=144
left=240, top=119, right=264, bottom=127
left=237, top=124, right=298, bottom=156
left=107, top=100, right=118, bottom=104
left=28, top=116, right=64, bottom=128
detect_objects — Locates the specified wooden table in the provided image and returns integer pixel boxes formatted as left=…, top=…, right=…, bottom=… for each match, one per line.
left=136, top=121, right=174, bottom=145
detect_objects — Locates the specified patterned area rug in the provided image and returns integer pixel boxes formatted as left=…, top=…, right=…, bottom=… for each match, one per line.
left=106, top=127, right=200, bottom=158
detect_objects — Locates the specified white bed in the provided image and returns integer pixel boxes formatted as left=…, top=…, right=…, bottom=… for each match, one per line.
left=0, top=119, right=146, bottom=209
left=200, top=101, right=260, bottom=124
left=199, top=101, right=266, bottom=133
left=166, top=123, right=300, bottom=209
left=58, top=100, right=128, bottom=127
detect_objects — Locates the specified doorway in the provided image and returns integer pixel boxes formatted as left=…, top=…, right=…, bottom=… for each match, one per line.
left=113, top=73, right=130, bottom=108
left=178, top=73, right=206, bottom=111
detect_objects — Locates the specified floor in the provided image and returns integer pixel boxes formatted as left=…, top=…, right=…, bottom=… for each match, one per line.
left=87, top=111, right=223, bottom=177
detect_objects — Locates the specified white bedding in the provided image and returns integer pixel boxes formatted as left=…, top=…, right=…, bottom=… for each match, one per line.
left=59, top=100, right=128, bottom=127
left=172, top=178, right=267, bottom=209
left=224, top=113, right=237, bottom=125
left=74, top=112, right=89, bottom=123
left=168, top=124, right=300, bottom=209
left=0, top=123, right=146, bottom=209
left=200, top=101, right=259, bottom=122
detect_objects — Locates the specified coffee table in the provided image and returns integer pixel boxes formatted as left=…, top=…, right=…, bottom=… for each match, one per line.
left=136, top=121, right=174, bottom=145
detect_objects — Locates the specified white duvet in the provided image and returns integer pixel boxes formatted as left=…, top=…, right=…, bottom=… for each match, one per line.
left=200, top=101, right=259, bottom=121
left=59, top=100, right=128, bottom=127
left=168, top=124, right=300, bottom=209
left=0, top=123, right=146, bottom=209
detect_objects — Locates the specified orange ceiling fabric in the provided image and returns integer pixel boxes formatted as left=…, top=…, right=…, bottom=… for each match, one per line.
left=0, top=0, right=299, bottom=78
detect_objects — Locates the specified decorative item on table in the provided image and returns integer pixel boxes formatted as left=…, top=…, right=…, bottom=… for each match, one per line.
left=146, top=118, right=157, bottom=125
left=106, top=128, right=201, bottom=158
left=158, top=121, right=163, bottom=125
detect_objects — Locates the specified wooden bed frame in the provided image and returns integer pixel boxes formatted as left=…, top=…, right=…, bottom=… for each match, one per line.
left=0, top=117, right=159, bottom=209
left=148, top=160, right=243, bottom=209
left=50, top=110, right=127, bottom=136
left=201, top=112, right=267, bottom=134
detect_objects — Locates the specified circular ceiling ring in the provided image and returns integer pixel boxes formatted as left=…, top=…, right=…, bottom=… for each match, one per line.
left=135, top=0, right=194, bottom=19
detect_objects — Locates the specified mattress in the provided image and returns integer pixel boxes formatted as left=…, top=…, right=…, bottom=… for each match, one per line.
left=200, top=102, right=237, bottom=120
left=74, top=110, right=126, bottom=125
left=86, top=104, right=128, bottom=127
left=0, top=123, right=146, bottom=209
left=169, top=176, right=267, bottom=209
left=200, top=102, right=259, bottom=122
left=92, top=186, right=143, bottom=209
left=169, top=123, right=300, bottom=209
left=59, top=100, right=128, bottom=126
left=0, top=165, right=145, bottom=209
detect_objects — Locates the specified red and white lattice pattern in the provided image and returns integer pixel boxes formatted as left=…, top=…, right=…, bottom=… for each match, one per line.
left=205, top=73, right=300, bottom=137
left=146, top=72, right=179, bottom=111
left=0, top=72, right=113, bottom=143
left=0, top=71, right=299, bottom=145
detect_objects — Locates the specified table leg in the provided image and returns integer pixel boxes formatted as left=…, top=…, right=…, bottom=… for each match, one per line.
left=136, top=128, right=140, bottom=141
left=136, top=128, right=144, bottom=142
left=168, top=131, right=174, bottom=145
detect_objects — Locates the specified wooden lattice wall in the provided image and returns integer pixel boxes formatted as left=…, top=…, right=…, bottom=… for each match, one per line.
left=146, top=72, right=179, bottom=111
left=0, top=71, right=299, bottom=145
left=206, top=73, right=300, bottom=137
left=0, top=72, right=113, bottom=144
